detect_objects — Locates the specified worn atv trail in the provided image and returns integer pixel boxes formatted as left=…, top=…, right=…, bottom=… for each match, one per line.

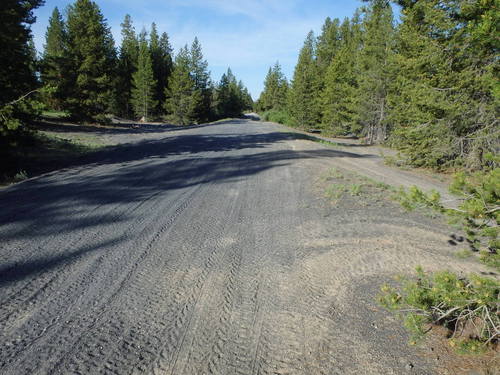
left=0, top=119, right=488, bottom=374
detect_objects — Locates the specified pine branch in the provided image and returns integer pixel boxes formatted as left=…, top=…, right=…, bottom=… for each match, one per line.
left=3, top=89, right=40, bottom=107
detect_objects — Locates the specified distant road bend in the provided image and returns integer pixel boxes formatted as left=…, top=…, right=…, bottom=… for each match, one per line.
left=0, top=117, right=482, bottom=374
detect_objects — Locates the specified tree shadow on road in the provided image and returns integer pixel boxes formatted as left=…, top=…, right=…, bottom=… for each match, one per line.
left=0, top=126, right=376, bottom=285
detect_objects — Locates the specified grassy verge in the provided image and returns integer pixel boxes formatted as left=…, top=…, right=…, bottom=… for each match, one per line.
left=320, top=167, right=394, bottom=206
left=0, top=129, right=104, bottom=186
left=41, top=110, right=70, bottom=119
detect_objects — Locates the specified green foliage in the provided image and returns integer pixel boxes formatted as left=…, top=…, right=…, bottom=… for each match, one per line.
left=0, top=0, right=44, bottom=134
left=395, top=166, right=499, bottom=264
left=115, top=14, right=139, bottom=118
left=164, top=38, right=219, bottom=125
left=379, top=267, right=499, bottom=349
left=321, top=18, right=361, bottom=136
left=287, top=31, right=321, bottom=128
left=189, top=37, right=212, bottom=122
left=356, top=0, right=394, bottom=144
left=450, top=338, right=488, bottom=355
left=394, top=186, right=443, bottom=212
left=214, top=68, right=251, bottom=119
left=13, top=170, right=28, bottom=182
left=325, top=184, right=346, bottom=201
left=479, top=251, right=500, bottom=271
left=115, top=18, right=173, bottom=120
left=261, top=109, right=292, bottom=125
left=325, top=183, right=365, bottom=200
left=149, top=23, right=173, bottom=117
left=448, top=166, right=500, bottom=256
left=64, top=0, right=116, bottom=122
left=131, top=29, right=157, bottom=120
left=40, top=7, right=67, bottom=110
left=322, top=168, right=344, bottom=180
left=349, top=183, right=362, bottom=196
left=387, top=0, right=499, bottom=170
left=164, top=46, right=198, bottom=125
left=259, top=0, right=498, bottom=170
left=256, top=62, right=288, bottom=112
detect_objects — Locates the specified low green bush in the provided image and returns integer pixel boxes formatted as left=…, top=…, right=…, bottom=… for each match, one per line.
left=384, top=163, right=499, bottom=353
left=380, top=267, right=499, bottom=351
left=262, top=109, right=292, bottom=125
left=394, top=165, right=499, bottom=269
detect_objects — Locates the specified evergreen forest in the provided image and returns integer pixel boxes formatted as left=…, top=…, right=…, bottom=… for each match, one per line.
left=1, top=0, right=253, bottom=133
left=256, top=0, right=498, bottom=172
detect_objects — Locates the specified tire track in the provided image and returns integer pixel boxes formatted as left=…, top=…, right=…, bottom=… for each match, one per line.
left=0, top=170, right=203, bottom=374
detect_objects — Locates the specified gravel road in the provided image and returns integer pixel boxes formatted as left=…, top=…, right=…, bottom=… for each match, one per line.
left=0, top=118, right=489, bottom=374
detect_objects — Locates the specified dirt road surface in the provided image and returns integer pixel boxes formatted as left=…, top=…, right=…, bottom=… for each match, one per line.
left=0, top=118, right=491, bottom=374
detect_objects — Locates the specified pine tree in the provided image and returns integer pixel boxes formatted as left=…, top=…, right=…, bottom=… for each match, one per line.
left=321, top=17, right=362, bottom=135
left=240, top=85, right=254, bottom=111
left=65, top=0, right=116, bottom=122
left=42, top=7, right=66, bottom=57
left=0, top=0, right=44, bottom=133
left=316, top=17, right=341, bottom=76
left=287, top=31, right=319, bottom=128
left=356, top=0, right=394, bottom=144
left=189, top=37, right=211, bottom=122
left=257, top=62, right=288, bottom=112
left=315, top=17, right=342, bottom=120
left=215, top=68, right=241, bottom=118
left=214, top=68, right=252, bottom=118
left=164, top=46, right=198, bottom=125
left=149, top=23, right=173, bottom=117
left=115, top=14, right=138, bottom=118
left=159, top=32, right=173, bottom=94
left=388, top=0, right=498, bottom=169
left=131, top=29, right=157, bottom=121
left=41, top=7, right=67, bottom=110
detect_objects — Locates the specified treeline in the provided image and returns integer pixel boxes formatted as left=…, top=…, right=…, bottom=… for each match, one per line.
left=1, top=0, right=253, bottom=133
left=256, top=0, right=498, bottom=171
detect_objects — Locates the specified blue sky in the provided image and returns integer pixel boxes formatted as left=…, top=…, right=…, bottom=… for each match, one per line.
left=31, top=0, right=370, bottom=99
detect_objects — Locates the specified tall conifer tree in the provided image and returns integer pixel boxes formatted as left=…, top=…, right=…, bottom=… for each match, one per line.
left=214, top=69, right=252, bottom=118
left=159, top=32, right=174, bottom=96
left=388, top=0, right=498, bottom=168
left=164, top=46, right=198, bottom=125
left=288, top=31, right=319, bottom=128
left=65, top=0, right=116, bottom=121
left=356, top=0, right=394, bottom=143
left=321, top=17, right=362, bottom=135
left=131, top=29, right=157, bottom=120
left=0, top=0, right=44, bottom=132
left=149, top=25, right=173, bottom=116
left=116, top=14, right=138, bottom=118
left=189, top=37, right=211, bottom=122
left=257, top=62, right=288, bottom=112
left=41, top=7, right=67, bottom=110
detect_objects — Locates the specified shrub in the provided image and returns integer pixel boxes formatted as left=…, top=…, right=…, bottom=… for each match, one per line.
left=262, top=109, right=292, bottom=125
left=379, top=267, right=499, bottom=351
left=394, top=165, right=499, bottom=269
left=384, top=165, right=499, bottom=353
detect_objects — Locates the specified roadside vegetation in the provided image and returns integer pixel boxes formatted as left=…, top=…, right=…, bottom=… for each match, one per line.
left=383, top=162, right=499, bottom=353
left=0, top=127, right=102, bottom=185
left=255, top=0, right=498, bottom=172
left=320, top=167, right=393, bottom=206
left=255, top=0, right=499, bottom=357
left=380, top=268, right=498, bottom=354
